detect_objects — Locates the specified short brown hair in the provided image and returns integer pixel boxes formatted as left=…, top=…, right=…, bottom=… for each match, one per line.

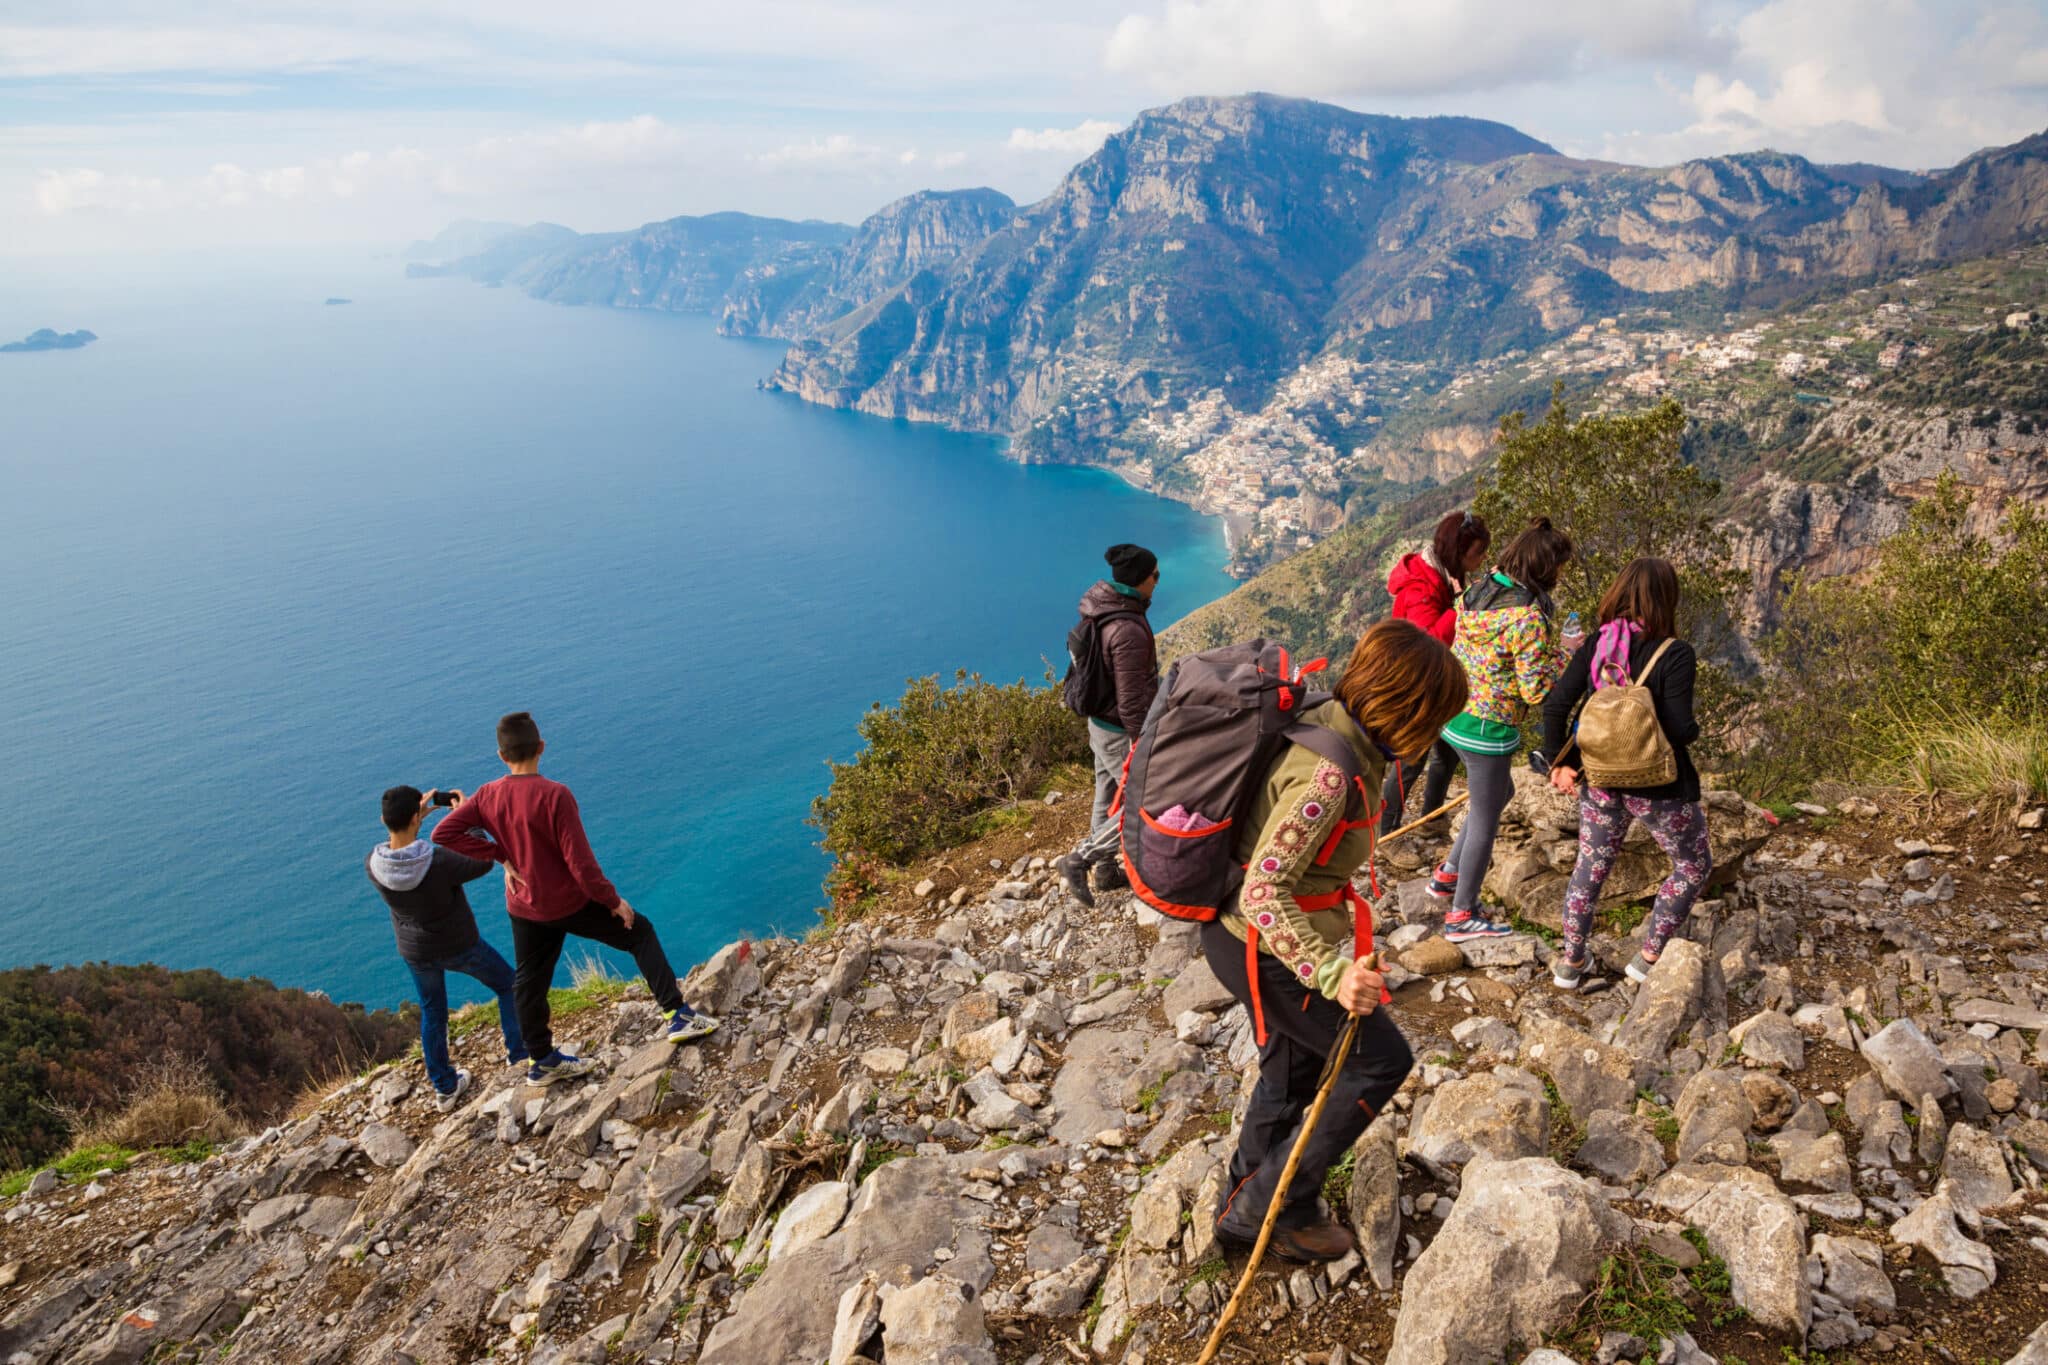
left=1335, top=619, right=1468, bottom=761
left=497, top=711, right=542, bottom=762
left=1597, top=558, right=1680, bottom=640
left=1497, top=516, right=1573, bottom=592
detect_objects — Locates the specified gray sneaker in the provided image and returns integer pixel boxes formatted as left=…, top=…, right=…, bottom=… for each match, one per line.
left=1551, top=955, right=1589, bottom=991
left=434, top=1068, right=473, bottom=1112
left=1625, top=953, right=1658, bottom=984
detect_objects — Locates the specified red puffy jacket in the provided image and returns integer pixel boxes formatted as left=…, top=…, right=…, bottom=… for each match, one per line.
left=1386, top=551, right=1458, bottom=644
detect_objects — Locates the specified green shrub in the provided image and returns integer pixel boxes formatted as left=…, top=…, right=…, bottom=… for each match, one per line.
left=1741, top=472, right=2048, bottom=800
left=811, top=671, right=1088, bottom=869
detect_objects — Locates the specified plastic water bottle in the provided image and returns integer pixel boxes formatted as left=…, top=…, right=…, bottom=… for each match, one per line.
left=1562, top=610, right=1582, bottom=639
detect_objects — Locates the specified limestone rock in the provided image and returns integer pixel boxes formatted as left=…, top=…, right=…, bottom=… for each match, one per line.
left=357, top=1122, right=415, bottom=1168
left=1020, top=1254, right=1102, bottom=1318
left=828, top=1273, right=882, bottom=1365
left=1741, top=1072, right=1800, bottom=1132
left=1615, top=938, right=1708, bottom=1064
left=1733, top=1010, right=1806, bottom=1071
left=1407, top=1072, right=1549, bottom=1167
left=1774, top=1131, right=1853, bottom=1194
left=1521, top=1017, right=1638, bottom=1121
left=1576, top=1111, right=1667, bottom=1185
left=877, top=1275, right=996, bottom=1365
left=1685, top=1165, right=1811, bottom=1335
left=1345, top=1114, right=1402, bottom=1289
left=1400, top=937, right=1466, bottom=975
left=1811, top=1234, right=1895, bottom=1317
left=1943, top=1124, right=2015, bottom=1213
left=1673, top=1070, right=1752, bottom=1165
left=2006, top=1320, right=2048, bottom=1364
left=771, top=1180, right=852, bottom=1262
left=1861, top=1019, right=1953, bottom=1104
left=1891, top=1187, right=1997, bottom=1298
left=1160, top=958, right=1236, bottom=1020
left=1384, top=1157, right=1632, bottom=1365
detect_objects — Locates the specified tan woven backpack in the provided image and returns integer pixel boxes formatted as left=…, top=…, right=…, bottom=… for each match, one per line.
left=1572, top=638, right=1677, bottom=788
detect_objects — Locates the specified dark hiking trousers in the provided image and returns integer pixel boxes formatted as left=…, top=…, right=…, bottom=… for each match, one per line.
left=1201, top=917, right=1414, bottom=1231
left=1378, top=738, right=1461, bottom=837
left=511, top=900, right=689, bottom=1060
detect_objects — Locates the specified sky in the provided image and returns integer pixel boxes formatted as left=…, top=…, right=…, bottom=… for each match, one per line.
left=6, top=0, right=2048, bottom=255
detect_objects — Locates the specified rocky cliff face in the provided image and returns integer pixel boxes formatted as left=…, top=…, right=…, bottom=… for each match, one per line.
left=719, top=189, right=1017, bottom=340
left=764, top=94, right=2048, bottom=496
left=3, top=792, right=2045, bottom=1363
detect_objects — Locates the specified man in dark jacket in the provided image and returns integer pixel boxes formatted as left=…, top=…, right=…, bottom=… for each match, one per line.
left=1055, top=543, right=1160, bottom=907
left=368, top=785, right=525, bottom=1110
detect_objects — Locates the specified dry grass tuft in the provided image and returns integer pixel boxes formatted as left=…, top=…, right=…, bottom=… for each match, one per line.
left=66, top=1055, right=245, bottom=1151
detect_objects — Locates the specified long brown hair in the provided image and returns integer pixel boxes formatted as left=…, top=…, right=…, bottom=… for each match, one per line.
left=1598, top=558, right=1681, bottom=640
left=1336, top=619, right=1468, bottom=760
left=1430, top=510, right=1490, bottom=585
left=1497, top=516, right=1573, bottom=592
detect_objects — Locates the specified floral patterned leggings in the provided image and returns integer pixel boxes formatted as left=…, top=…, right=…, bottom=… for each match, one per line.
left=1560, top=788, right=1712, bottom=968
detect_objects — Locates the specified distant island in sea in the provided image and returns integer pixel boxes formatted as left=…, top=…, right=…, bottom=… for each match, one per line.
left=324, top=297, right=351, bottom=306
left=2, top=328, right=97, bottom=353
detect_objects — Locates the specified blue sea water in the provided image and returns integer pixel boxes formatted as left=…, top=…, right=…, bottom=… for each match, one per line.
left=0, top=251, right=1234, bottom=1010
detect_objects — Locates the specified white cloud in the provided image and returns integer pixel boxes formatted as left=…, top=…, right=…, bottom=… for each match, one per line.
left=1593, top=0, right=2048, bottom=169
left=754, top=133, right=888, bottom=168
left=1006, top=120, right=1120, bottom=154
left=1101, top=0, right=1714, bottom=99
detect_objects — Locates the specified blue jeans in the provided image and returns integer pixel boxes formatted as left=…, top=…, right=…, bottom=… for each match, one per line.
left=405, top=940, right=526, bottom=1094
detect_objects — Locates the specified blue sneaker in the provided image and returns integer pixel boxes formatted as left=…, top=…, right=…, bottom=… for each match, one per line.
left=1442, top=914, right=1514, bottom=943
left=665, top=1009, right=719, bottom=1044
left=525, top=1050, right=596, bottom=1086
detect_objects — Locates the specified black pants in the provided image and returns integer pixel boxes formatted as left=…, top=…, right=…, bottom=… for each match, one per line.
left=510, top=901, right=689, bottom=1060
left=1201, top=918, right=1414, bottom=1230
left=1378, top=738, right=1461, bottom=837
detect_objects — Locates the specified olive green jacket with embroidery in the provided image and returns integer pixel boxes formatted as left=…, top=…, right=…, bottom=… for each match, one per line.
left=1216, top=700, right=1387, bottom=1001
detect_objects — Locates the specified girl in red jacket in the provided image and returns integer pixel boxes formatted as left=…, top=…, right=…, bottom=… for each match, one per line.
left=1378, top=509, right=1490, bottom=836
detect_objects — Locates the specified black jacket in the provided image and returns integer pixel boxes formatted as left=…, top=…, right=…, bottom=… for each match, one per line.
left=366, top=841, right=493, bottom=963
left=1540, top=633, right=1701, bottom=803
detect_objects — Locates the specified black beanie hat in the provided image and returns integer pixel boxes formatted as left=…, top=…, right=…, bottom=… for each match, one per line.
left=1105, top=543, right=1158, bottom=587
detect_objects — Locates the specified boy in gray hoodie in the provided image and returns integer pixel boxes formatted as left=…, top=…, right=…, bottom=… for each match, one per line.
left=367, top=785, right=525, bottom=1110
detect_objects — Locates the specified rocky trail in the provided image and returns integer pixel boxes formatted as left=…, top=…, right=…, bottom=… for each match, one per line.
left=4, top=783, right=2047, bottom=1365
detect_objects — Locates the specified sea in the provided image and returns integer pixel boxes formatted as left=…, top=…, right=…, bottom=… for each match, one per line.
left=0, top=250, right=1234, bottom=1011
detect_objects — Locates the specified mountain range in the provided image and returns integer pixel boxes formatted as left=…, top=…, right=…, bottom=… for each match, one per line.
left=409, top=92, right=2048, bottom=610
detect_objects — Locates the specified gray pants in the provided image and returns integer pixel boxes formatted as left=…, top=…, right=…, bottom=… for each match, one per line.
left=1443, top=748, right=1515, bottom=913
left=1074, top=721, right=1131, bottom=867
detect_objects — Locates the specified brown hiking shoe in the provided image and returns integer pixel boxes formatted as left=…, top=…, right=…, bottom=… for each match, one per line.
left=1267, top=1217, right=1356, bottom=1263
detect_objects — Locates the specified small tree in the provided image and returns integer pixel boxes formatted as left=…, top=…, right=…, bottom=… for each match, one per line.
left=1474, top=386, right=1740, bottom=641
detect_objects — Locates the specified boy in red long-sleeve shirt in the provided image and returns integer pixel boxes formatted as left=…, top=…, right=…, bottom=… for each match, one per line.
left=435, top=711, right=717, bottom=1084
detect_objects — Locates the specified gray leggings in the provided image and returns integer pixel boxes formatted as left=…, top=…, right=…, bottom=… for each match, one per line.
left=1443, top=748, right=1515, bottom=913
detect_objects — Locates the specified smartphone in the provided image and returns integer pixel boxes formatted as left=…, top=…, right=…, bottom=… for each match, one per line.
left=432, top=789, right=458, bottom=807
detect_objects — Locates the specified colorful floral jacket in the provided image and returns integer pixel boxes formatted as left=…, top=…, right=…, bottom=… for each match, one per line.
left=1443, top=572, right=1565, bottom=755
left=1216, top=700, right=1387, bottom=1001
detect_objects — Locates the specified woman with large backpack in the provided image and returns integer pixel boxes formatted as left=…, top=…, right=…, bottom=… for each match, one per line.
left=1378, top=509, right=1491, bottom=838
left=1429, top=517, right=1578, bottom=942
left=1538, top=558, right=1708, bottom=988
left=1204, top=620, right=1466, bottom=1263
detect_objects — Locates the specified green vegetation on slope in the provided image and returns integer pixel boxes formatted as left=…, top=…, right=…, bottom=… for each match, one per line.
left=0, top=963, right=414, bottom=1169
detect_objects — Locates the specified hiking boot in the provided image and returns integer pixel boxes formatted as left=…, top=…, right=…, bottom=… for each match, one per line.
left=1268, top=1217, right=1357, bottom=1263
left=434, top=1068, right=473, bottom=1113
left=1442, top=913, right=1514, bottom=943
left=1093, top=861, right=1129, bottom=893
left=1625, top=952, right=1659, bottom=984
left=1424, top=863, right=1458, bottom=902
left=1055, top=854, right=1096, bottom=908
left=526, top=1050, right=596, bottom=1086
left=666, top=1009, right=719, bottom=1044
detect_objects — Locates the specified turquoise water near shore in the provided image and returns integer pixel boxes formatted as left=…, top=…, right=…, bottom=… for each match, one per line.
left=0, top=252, right=1233, bottom=1009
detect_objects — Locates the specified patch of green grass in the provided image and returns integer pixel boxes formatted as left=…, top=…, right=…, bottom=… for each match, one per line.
left=856, top=1143, right=907, bottom=1184
left=548, top=956, right=633, bottom=1021
left=1508, top=913, right=1561, bottom=946
left=164, top=1139, right=217, bottom=1164
left=1184, top=1257, right=1230, bottom=1290
left=1559, top=1243, right=1695, bottom=1351
left=1597, top=900, right=1651, bottom=935
left=1681, top=1228, right=1748, bottom=1326
left=1092, top=971, right=1122, bottom=988
left=967, top=803, right=1035, bottom=840
left=1135, top=1078, right=1165, bottom=1112
left=1322, top=1148, right=1356, bottom=1206
left=449, top=1001, right=501, bottom=1041
left=1541, top=1075, right=1586, bottom=1160
left=1637, top=1093, right=1680, bottom=1147
left=2, top=1142, right=137, bottom=1197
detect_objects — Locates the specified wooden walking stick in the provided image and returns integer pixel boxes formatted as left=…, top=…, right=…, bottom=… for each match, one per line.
left=1193, top=791, right=1468, bottom=1365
